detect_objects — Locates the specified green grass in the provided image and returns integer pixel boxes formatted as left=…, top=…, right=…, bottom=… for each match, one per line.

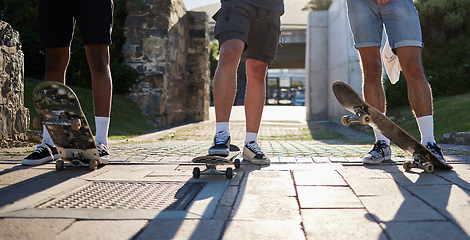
left=387, top=92, right=470, bottom=142
left=25, top=78, right=154, bottom=140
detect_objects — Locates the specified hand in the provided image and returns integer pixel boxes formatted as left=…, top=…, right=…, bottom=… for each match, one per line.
left=377, top=0, right=391, bottom=5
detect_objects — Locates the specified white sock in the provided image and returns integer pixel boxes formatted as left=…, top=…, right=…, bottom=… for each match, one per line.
left=42, top=125, right=54, bottom=146
left=95, top=116, right=110, bottom=146
left=416, top=115, right=435, bottom=144
left=216, top=122, right=229, bottom=134
left=373, top=128, right=390, bottom=145
left=245, top=132, right=258, bottom=145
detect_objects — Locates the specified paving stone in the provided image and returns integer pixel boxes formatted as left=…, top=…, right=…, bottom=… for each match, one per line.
left=435, top=164, right=470, bottom=191
left=0, top=167, right=52, bottom=187
left=313, top=157, right=331, bottom=163
left=55, top=220, right=147, bottom=240
left=384, top=171, right=451, bottom=186
left=359, top=195, right=446, bottom=222
left=219, top=186, right=239, bottom=206
left=345, top=178, right=409, bottom=197
left=293, top=170, right=348, bottom=186
left=404, top=184, right=470, bottom=235
left=339, top=166, right=391, bottom=179
left=381, top=221, right=469, bottom=240
left=136, top=220, right=225, bottom=240
left=231, top=194, right=301, bottom=221
left=301, top=209, right=384, bottom=240
left=297, top=186, right=363, bottom=208
left=0, top=218, right=74, bottom=240
left=243, top=176, right=296, bottom=196
left=223, top=220, right=305, bottom=240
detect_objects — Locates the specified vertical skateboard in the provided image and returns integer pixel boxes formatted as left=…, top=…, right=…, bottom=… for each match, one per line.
left=332, top=81, right=452, bottom=173
left=32, top=82, right=102, bottom=171
left=191, top=145, right=241, bottom=179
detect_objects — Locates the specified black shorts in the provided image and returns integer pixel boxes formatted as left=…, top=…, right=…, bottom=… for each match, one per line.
left=39, top=0, right=113, bottom=48
left=213, top=0, right=282, bottom=64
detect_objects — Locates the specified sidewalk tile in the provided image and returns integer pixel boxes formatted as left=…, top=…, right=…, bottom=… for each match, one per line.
left=381, top=221, right=468, bottom=240
left=136, top=220, right=224, bottom=240
left=55, top=220, right=147, bottom=240
left=293, top=170, right=348, bottom=186
left=301, top=209, right=384, bottom=240
left=297, top=186, right=363, bottom=208
left=223, top=220, right=304, bottom=240
left=0, top=218, right=74, bottom=240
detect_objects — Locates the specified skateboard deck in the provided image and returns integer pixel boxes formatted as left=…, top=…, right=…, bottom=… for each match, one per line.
left=191, top=145, right=241, bottom=179
left=332, top=81, right=452, bottom=172
left=32, top=82, right=101, bottom=171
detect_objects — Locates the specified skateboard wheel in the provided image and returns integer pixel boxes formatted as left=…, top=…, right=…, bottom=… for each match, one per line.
left=234, top=159, right=241, bottom=169
left=71, top=118, right=81, bottom=130
left=32, top=116, right=42, bottom=129
left=193, top=167, right=200, bottom=178
left=341, top=115, right=351, bottom=126
left=226, top=167, right=233, bottom=179
left=360, top=115, right=371, bottom=125
left=55, top=160, right=64, bottom=171
left=403, top=161, right=412, bottom=171
left=89, top=159, right=98, bottom=170
left=423, top=162, right=434, bottom=173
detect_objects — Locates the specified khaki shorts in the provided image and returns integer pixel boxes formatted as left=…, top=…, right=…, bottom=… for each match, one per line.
left=213, top=0, right=282, bottom=64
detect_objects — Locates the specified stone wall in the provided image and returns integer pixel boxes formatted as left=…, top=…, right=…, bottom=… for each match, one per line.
left=124, top=0, right=210, bottom=128
left=0, top=20, right=30, bottom=147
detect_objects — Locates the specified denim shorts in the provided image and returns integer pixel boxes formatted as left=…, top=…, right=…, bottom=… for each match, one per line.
left=213, top=0, right=282, bottom=64
left=346, top=0, right=423, bottom=50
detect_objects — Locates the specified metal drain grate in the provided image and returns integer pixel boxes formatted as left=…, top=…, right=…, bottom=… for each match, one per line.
left=35, top=181, right=204, bottom=210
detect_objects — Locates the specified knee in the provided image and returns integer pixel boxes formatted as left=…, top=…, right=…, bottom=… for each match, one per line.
left=218, top=41, right=244, bottom=64
left=361, top=59, right=382, bottom=81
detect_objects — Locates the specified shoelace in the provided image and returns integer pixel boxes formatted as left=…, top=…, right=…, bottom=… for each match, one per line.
left=33, top=140, right=53, bottom=155
left=96, top=143, right=109, bottom=155
left=215, top=132, right=229, bottom=144
left=371, top=141, right=387, bottom=156
left=246, top=142, right=263, bottom=155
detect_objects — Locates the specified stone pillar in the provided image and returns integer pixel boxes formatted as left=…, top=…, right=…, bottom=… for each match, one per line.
left=0, top=20, right=30, bottom=147
left=123, top=0, right=210, bottom=128
left=306, top=11, right=329, bottom=121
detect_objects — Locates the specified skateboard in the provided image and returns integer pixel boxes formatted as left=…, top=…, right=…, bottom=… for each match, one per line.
left=32, top=82, right=101, bottom=171
left=332, top=81, right=452, bottom=173
left=191, top=145, right=241, bottom=179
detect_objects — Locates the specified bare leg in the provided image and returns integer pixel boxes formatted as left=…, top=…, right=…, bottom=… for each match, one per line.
left=245, top=59, right=268, bottom=133
left=213, top=39, right=245, bottom=123
left=395, top=46, right=433, bottom=117
left=85, top=44, right=113, bottom=117
left=44, top=47, right=70, bottom=84
left=357, top=46, right=386, bottom=113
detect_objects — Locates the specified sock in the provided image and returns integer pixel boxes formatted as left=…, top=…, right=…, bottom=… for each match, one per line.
left=416, top=115, right=435, bottom=145
left=373, top=128, right=390, bottom=145
left=42, top=125, right=54, bottom=146
left=216, top=122, right=229, bottom=134
left=95, top=116, right=110, bottom=146
left=245, top=132, right=258, bottom=145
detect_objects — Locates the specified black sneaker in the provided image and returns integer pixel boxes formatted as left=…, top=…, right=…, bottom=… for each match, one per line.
left=243, top=141, right=271, bottom=165
left=96, top=142, right=110, bottom=164
left=426, top=142, right=446, bottom=164
left=208, top=131, right=231, bottom=156
left=362, top=140, right=392, bottom=164
left=22, top=141, right=59, bottom=166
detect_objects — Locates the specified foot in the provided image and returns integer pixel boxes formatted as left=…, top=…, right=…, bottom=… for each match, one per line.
left=208, top=131, right=231, bottom=156
left=362, top=140, right=392, bottom=164
left=22, top=140, right=59, bottom=166
left=96, top=142, right=110, bottom=164
left=243, top=141, right=271, bottom=165
left=426, top=142, right=446, bottom=164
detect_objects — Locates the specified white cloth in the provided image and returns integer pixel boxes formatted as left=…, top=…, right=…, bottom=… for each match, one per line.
left=382, top=38, right=402, bottom=84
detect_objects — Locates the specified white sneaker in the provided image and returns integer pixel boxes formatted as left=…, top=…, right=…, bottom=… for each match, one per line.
left=362, top=140, right=392, bottom=164
left=243, top=141, right=271, bottom=165
left=96, top=142, right=110, bottom=164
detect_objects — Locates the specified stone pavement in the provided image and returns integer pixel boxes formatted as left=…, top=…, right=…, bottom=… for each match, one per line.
left=1, top=106, right=470, bottom=240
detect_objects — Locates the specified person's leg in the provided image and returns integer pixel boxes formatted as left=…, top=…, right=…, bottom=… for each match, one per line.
left=357, top=47, right=392, bottom=164
left=208, top=39, right=245, bottom=156
left=245, top=59, right=268, bottom=134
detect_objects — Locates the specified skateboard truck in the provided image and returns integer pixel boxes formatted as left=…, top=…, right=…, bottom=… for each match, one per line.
left=341, top=107, right=371, bottom=126
left=33, top=110, right=82, bottom=131
left=56, top=151, right=99, bottom=171
left=193, top=159, right=241, bottom=179
left=403, top=153, right=434, bottom=173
